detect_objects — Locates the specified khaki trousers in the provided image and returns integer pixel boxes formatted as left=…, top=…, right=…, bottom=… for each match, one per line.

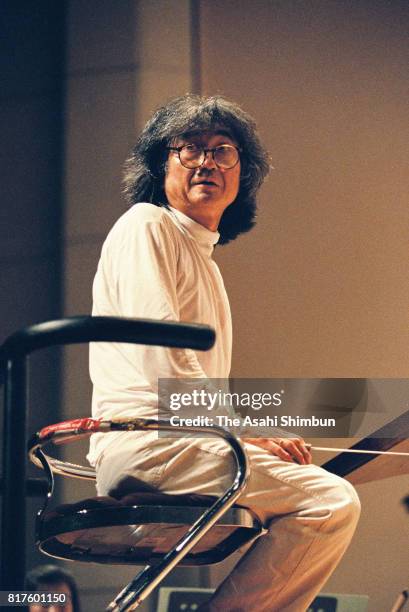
left=96, top=432, right=361, bottom=612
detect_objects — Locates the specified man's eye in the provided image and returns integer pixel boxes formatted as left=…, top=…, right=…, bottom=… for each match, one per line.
left=183, top=144, right=200, bottom=153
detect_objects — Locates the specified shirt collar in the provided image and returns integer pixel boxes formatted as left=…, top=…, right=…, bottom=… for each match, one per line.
left=167, top=206, right=220, bottom=256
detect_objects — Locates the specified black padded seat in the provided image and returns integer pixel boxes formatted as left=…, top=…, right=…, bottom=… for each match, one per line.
left=38, top=492, right=262, bottom=566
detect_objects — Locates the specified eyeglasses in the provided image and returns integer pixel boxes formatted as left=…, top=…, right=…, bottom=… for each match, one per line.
left=167, top=143, right=241, bottom=169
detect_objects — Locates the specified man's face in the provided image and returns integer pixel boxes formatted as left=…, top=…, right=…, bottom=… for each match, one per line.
left=164, top=129, right=241, bottom=230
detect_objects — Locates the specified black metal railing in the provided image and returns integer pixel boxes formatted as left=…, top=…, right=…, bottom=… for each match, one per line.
left=0, top=316, right=215, bottom=589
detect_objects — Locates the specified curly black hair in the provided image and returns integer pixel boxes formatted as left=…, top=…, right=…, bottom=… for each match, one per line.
left=123, top=94, right=270, bottom=244
left=25, top=564, right=81, bottom=611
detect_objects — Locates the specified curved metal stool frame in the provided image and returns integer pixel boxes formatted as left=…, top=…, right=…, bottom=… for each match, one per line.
left=28, top=416, right=262, bottom=611
left=0, top=316, right=215, bottom=590
left=0, top=315, right=262, bottom=612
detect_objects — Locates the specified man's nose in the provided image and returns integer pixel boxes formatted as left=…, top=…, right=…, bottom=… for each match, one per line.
left=199, top=150, right=217, bottom=170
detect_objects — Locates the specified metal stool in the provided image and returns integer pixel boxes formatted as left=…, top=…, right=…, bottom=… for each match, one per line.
left=28, top=416, right=264, bottom=611
left=1, top=316, right=264, bottom=610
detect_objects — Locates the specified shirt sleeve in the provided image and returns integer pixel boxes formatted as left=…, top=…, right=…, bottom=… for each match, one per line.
left=95, top=211, right=208, bottom=390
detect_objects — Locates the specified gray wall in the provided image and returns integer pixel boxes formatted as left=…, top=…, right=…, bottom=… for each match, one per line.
left=203, top=0, right=409, bottom=380
left=200, top=1, right=409, bottom=609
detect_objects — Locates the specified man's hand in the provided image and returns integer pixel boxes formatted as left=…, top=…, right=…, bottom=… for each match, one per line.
left=242, top=437, right=312, bottom=465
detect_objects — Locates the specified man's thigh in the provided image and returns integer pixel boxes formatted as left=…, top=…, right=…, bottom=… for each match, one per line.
left=97, top=434, right=355, bottom=526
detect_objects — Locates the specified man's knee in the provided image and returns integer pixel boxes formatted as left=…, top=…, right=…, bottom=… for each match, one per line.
left=344, top=479, right=361, bottom=523
left=327, top=476, right=361, bottom=533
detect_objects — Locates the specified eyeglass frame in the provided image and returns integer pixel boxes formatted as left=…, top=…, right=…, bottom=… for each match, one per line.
left=166, top=144, right=242, bottom=170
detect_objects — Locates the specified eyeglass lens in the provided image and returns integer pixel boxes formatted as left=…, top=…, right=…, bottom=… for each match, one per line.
left=180, top=144, right=239, bottom=169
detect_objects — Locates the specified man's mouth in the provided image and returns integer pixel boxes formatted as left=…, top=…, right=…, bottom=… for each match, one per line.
left=192, top=180, right=218, bottom=186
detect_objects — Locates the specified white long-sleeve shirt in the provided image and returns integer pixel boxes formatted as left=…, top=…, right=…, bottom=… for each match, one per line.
left=87, top=203, right=232, bottom=466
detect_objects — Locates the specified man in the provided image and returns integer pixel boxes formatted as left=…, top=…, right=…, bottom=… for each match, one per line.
left=26, top=564, right=80, bottom=612
left=88, top=95, right=360, bottom=611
